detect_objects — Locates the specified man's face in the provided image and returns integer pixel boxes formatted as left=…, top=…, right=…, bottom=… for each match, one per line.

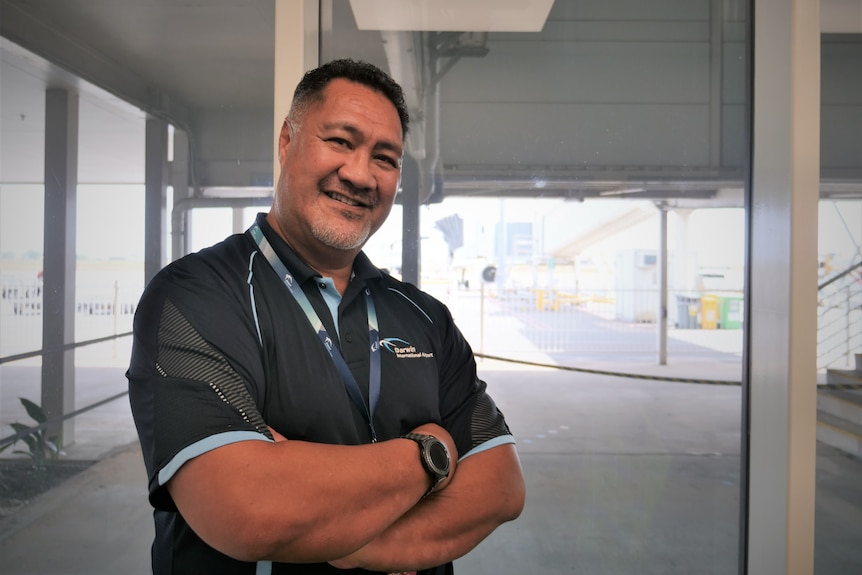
left=274, top=78, right=403, bottom=256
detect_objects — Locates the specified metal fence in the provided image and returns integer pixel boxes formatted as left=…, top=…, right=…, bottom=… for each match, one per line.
left=431, top=283, right=746, bottom=368
left=817, top=261, right=862, bottom=370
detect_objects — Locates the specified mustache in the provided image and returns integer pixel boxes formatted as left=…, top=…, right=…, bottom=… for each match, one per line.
left=320, top=177, right=376, bottom=207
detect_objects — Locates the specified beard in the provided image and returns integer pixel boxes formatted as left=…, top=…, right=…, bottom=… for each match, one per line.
left=308, top=211, right=373, bottom=251
left=305, top=174, right=380, bottom=251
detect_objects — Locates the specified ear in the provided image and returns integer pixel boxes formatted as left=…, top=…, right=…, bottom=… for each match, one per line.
left=278, top=119, right=291, bottom=165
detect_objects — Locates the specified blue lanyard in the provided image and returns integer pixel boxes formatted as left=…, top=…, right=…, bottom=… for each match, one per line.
left=249, top=223, right=381, bottom=442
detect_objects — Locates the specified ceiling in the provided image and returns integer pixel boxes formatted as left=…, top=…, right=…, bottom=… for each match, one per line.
left=1, top=0, right=861, bottom=208
left=1, top=0, right=275, bottom=120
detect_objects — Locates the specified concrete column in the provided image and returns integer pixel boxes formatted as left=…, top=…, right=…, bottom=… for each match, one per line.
left=232, top=207, right=245, bottom=234
left=274, top=0, right=320, bottom=187
left=145, top=118, right=168, bottom=282
left=170, top=128, right=191, bottom=260
left=41, top=88, right=78, bottom=445
left=746, top=0, right=820, bottom=572
left=400, top=168, right=421, bottom=286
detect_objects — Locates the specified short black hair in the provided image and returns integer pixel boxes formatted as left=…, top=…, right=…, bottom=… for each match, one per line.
left=289, top=59, right=409, bottom=139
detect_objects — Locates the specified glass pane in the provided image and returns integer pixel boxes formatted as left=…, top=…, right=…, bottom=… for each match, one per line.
left=815, top=33, right=862, bottom=574
left=1, top=75, right=145, bottom=481
left=2, top=0, right=276, bottom=564
left=326, top=0, right=747, bottom=572
left=189, top=207, right=234, bottom=252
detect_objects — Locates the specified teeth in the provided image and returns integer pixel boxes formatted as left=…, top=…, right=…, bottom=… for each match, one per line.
left=328, top=192, right=361, bottom=207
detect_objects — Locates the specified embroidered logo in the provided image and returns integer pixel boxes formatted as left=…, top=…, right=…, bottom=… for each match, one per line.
left=380, top=337, right=434, bottom=359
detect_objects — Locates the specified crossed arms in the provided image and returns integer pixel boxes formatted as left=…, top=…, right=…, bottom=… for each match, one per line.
left=168, top=423, right=524, bottom=571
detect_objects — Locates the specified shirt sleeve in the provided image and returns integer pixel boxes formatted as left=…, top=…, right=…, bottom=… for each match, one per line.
left=432, top=299, right=515, bottom=461
left=128, top=258, right=272, bottom=511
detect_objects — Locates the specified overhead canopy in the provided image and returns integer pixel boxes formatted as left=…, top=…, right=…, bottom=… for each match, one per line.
left=1, top=0, right=860, bottom=207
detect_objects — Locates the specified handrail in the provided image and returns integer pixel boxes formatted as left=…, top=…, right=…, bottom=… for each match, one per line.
left=0, top=390, right=129, bottom=450
left=816, top=259, right=862, bottom=370
left=0, top=331, right=134, bottom=449
left=0, top=331, right=133, bottom=364
left=818, top=259, right=862, bottom=291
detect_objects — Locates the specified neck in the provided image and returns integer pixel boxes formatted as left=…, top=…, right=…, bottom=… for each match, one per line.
left=265, top=212, right=356, bottom=294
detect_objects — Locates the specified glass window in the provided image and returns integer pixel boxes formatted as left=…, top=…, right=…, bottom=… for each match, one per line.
left=325, top=0, right=748, bottom=571
left=814, top=32, right=862, bottom=574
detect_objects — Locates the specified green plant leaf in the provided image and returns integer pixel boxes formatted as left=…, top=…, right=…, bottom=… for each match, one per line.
left=21, top=434, right=38, bottom=453
left=9, top=422, right=31, bottom=434
left=20, top=397, right=48, bottom=424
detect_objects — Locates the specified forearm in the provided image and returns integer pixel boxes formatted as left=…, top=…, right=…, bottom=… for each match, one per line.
left=331, top=444, right=525, bottom=572
left=169, top=437, right=432, bottom=563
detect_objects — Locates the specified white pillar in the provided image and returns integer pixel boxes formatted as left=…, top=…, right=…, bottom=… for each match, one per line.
left=273, top=0, right=320, bottom=186
left=747, top=0, right=820, bottom=573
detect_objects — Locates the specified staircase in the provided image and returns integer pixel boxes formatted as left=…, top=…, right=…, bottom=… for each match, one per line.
left=817, top=354, right=862, bottom=458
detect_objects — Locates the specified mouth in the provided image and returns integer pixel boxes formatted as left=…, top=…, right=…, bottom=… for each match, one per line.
left=324, top=190, right=373, bottom=209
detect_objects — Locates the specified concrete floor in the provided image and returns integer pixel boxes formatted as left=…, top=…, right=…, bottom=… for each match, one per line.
left=1, top=358, right=860, bottom=574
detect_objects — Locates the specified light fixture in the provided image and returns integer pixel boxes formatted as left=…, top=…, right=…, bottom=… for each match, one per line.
left=348, top=0, right=555, bottom=32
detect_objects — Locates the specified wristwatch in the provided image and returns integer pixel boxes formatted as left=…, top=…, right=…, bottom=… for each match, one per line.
left=401, top=433, right=451, bottom=497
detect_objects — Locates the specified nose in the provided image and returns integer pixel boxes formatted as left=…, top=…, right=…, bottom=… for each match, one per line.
left=337, top=150, right=376, bottom=191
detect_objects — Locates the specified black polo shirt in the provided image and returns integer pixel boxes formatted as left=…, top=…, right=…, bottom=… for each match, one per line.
left=127, top=213, right=514, bottom=575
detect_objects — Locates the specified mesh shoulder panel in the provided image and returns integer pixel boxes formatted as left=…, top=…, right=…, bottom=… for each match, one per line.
left=470, top=390, right=511, bottom=447
left=156, top=298, right=271, bottom=439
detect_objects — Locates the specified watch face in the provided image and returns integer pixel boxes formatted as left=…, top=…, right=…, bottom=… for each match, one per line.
left=428, top=441, right=449, bottom=473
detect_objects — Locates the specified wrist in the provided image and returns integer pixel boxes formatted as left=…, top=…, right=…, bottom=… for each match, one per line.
left=401, top=433, right=451, bottom=497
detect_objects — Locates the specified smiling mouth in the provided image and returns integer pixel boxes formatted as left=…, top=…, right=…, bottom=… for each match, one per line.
left=324, top=191, right=371, bottom=208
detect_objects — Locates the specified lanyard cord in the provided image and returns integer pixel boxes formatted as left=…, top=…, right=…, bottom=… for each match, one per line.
left=249, top=223, right=380, bottom=442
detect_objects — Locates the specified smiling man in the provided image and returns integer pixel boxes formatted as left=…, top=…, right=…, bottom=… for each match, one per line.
left=127, top=59, right=525, bottom=575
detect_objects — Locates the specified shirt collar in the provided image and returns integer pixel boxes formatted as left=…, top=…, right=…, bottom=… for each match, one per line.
left=252, top=212, right=383, bottom=286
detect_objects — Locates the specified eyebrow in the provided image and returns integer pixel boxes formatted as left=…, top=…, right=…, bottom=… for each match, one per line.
left=323, top=122, right=403, bottom=156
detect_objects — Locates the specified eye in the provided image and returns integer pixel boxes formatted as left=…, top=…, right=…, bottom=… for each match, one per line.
left=375, top=154, right=400, bottom=169
left=326, top=137, right=353, bottom=149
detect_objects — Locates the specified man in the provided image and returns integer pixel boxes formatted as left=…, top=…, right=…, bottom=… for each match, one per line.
left=128, top=59, right=525, bottom=575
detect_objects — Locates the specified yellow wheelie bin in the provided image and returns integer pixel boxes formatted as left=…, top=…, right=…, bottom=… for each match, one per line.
left=700, top=294, right=719, bottom=329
